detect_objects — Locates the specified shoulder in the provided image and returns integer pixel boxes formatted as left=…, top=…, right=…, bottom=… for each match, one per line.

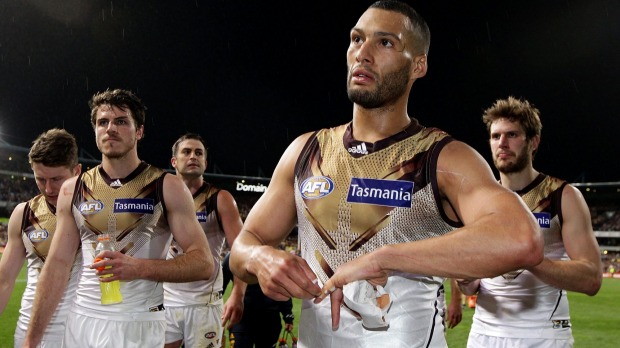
left=560, top=183, right=588, bottom=208
left=9, top=202, right=27, bottom=220
left=60, top=176, right=79, bottom=195
left=437, top=140, right=489, bottom=172
left=162, top=173, right=187, bottom=192
left=216, top=189, right=236, bottom=203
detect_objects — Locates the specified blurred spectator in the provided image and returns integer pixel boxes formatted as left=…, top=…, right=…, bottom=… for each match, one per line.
left=590, top=206, right=620, bottom=231
left=0, top=176, right=39, bottom=207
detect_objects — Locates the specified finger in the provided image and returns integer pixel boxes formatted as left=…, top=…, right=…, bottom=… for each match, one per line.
left=329, top=289, right=343, bottom=330
left=314, top=277, right=337, bottom=303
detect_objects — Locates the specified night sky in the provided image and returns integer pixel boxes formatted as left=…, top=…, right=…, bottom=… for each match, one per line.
left=1, top=0, right=619, bottom=182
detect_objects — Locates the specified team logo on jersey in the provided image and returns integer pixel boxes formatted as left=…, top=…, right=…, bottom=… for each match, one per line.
left=347, top=177, right=414, bottom=208
left=79, top=200, right=104, bottom=215
left=533, top=212, right=551, bottom=228
left=205, top=331, right=217, bottom=339
left=113, top=198, right=154, bottom=214
left=300, top=176, right=334, bottom=199
left=28, top=229, right=49, bottom=242
left=196, top=211, right=207, bottom=222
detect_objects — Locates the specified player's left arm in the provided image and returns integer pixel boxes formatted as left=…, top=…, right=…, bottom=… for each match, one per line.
left=217, top=190, right=246, bottom=327
left=527, top=185, right=602, bottom=295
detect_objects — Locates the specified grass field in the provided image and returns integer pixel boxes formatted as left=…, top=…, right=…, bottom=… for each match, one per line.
left=1, top=256, right=618, bottom=348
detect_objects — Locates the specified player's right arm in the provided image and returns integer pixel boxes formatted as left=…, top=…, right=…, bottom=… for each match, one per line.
left=23, top=177, right=81, bottom=348
left=0, top=203, right=27, bottom=314
left=230, top=132, right=322, bottom=301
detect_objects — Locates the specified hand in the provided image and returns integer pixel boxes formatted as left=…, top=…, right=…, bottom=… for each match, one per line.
left=446, top=300, right=462, bottom=328
left=313, top=253, right=388, bottom=330
left=221, top=290, right=244, bottom=329
left=90, top=250, right=141, bottom=281
left=285, top=323, right=294, bottom=332
left=250, top=246, right=322, bottom=301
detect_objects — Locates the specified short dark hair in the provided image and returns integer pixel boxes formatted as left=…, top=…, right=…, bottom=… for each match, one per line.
left=89, top=88, right=147, bottom=130
left=171, top=133, right=208, bottom=159
left=28, top=128, right=79, bottom=168
left=369, top=0, right=430, bottom=55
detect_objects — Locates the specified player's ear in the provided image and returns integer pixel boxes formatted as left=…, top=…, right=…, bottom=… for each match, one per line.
left=136, top=125, right=144, bottom=140
left=411, top=54, right=427, bottom=79
left=530, top=135, right=540, bottom=153
left=171, top=156, right=177, bottom=169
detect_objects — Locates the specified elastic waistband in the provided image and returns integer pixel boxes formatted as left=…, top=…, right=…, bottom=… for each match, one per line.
left=71, top=303, right=166, bottom=322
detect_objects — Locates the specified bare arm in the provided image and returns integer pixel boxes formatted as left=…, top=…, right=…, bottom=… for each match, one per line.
left=217, top=190, right=247, bottom=327
left=446, top=278, right=462, bottom=329
left=230, top=133, right=322, bottom=301
left=456, top=278, right=480, bottom=296
left=0, top=203, right=27, bottom=314
left=93, top=174, right=214, bottom=282
left=527, top=185, right=602, bottom=295
left=317, top=141, right=542, bottom=297
left=24, top=178, right=81, bottom=347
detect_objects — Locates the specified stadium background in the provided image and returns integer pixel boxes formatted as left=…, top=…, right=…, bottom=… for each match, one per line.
left=1, top=0, right=620, bottom=346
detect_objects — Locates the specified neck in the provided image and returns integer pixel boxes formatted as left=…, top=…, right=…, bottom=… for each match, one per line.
left=499, top=166, right=539, bottom=192
left=177, top=173, right=204, bottom=194
left=101, top=151, right=141, bottom=179
left=351, top=100, right=411, bottom=143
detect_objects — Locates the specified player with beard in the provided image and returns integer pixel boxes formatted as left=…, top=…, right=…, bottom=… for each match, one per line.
left=458, top=96, right=602, bottom=348
left=230, top=2, right=543, bottom=347
left=24, top=89, right=214, bottom=348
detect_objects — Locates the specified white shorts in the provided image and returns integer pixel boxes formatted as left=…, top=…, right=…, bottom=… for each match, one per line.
left=165, top=303, right=223, bottom=347
left=298, top=275, right=447, bottom=348
left=13, top=335, right=63, bottom=348
left=467, top=332, right=574, bottom=348
left=63, top=309, right=166, bottom=348
left=14, top=313, right=65, bottom=348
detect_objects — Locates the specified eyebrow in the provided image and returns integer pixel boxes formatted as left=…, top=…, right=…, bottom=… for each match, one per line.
left=351, top=27, right=402, bottom=43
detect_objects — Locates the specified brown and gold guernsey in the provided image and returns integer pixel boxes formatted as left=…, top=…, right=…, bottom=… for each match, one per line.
left=164, top=182, right=226, bottom=307
left=294, top=119, right=461, bottom=284
left=16, top=194, right=82, bottom=341
left=71, top=162, right=172, bottom=316
left=473, top=174, right=572, bottom=339
left=294, top=119, right=463, bottom=347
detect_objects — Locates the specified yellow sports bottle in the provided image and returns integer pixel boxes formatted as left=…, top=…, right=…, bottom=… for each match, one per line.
left=94, top=234, right=123, bottom=304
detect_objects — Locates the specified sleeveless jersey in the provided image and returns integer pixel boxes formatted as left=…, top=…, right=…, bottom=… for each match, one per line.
left=471, top=174, right=572, bottom=339
left=71, top=162, right=172, bottom=316
left=15, top=194, right=82, bottom=339
left=294, top=119, right=461, bottom=347
left=164, top=182, right=226, bottom=307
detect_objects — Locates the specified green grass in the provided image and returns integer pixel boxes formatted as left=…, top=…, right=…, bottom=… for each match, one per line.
left=444, top=279, right=620, bottom=347
left=2, top=256, right=618, bottom=348
left=0, top=257, right=27, bottom=348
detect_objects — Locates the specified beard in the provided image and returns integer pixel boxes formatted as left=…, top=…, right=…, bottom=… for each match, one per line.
left=494, top=149, right=531, bottom=174
left=347, top=62, right=410, bottom=109
left=97, top=137, right=136, bottom=160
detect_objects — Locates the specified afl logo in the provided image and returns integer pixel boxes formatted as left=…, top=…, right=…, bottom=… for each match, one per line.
left=28, top=229, right=49, bottom=242
left=205, top=331, right=217, bottom=339
left=300, top=176, right=334, bottom=199
left=79, top=200, right=104, bottom=215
